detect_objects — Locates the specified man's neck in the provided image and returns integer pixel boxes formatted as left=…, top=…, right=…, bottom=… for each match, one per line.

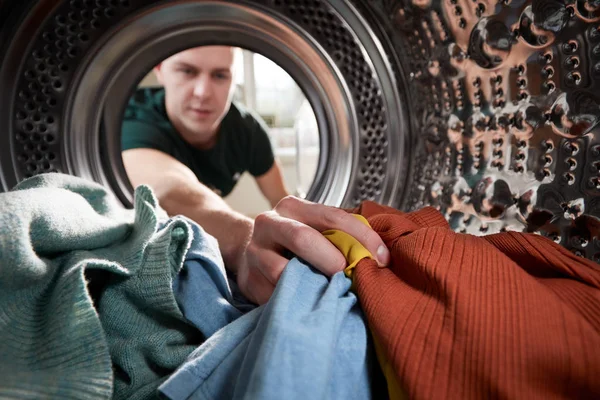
left=168, top=113, right=219, bottom=150
left=179, top=128, right=219, bottom=150
left=189, top=134, right=218, bottom=150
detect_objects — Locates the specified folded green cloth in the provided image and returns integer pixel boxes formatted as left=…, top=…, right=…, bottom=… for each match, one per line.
left=0, top=173, right=199, bottom=400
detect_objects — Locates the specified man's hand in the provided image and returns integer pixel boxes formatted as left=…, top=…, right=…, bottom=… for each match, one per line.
left=236, top=196, right=391, bottom=305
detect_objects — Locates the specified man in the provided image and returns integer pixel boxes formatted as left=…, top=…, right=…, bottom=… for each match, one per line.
left=122, top=46, right=390, bottom=305
left=122, top=46, right=288, bottom=207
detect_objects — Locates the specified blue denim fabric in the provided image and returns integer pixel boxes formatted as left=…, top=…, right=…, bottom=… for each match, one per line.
left=161, top=254, right=375, bottom=400
left=170, top=217, right=255, bottom=338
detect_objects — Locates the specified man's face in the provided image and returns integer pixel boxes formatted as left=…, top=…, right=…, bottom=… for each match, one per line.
left=154, top=46, right=237, bottom=146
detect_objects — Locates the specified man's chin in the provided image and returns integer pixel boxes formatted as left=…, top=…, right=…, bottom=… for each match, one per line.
left=184, top=121, right=215, bottom=137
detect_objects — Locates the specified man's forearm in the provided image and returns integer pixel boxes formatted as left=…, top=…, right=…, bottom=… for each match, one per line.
left=256, top=163, right=290, bottom=208
left=188, top=205, right=253, bottom=273
left=158, top=183, right=253, bottom=273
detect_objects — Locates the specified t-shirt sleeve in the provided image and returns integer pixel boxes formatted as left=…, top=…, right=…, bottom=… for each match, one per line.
left=247, top=115, right=276, bottom=177
left=121, top=119, right=171, bottom=153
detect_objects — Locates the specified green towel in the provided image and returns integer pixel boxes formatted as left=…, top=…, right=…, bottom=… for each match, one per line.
left=0, top=173, right=200, bottom=400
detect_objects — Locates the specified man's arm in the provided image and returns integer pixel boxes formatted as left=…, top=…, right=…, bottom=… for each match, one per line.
left=255, top=160, right=290, bottom=208
left=123, top=148, right=391, bottom=305
left=122, top=148, right=252, bottom=271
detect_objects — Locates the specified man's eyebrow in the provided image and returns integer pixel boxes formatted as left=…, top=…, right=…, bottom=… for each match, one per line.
left=212, top=67, right=232, bottom=74
left=173, top=62, right=196, bottom=69
left=172, top=63, right=230, bottom=73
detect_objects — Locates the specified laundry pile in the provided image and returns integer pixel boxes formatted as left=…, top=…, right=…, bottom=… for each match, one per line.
left=0, top=173, right=599, bottom=400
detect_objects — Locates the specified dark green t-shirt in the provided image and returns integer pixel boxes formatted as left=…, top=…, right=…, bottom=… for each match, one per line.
left=121, top=87, right=275, bottom=197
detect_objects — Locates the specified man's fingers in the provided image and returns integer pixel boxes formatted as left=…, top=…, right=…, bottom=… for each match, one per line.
left=250, top=245, right=291, bottom=286
left=254, top=212, right=348, bottom=276
left=237, top=247, right=276, bottom=305
left=241, top=197, right=391, bottom=306
left=274, top=196, right=390, bottom=266
left=246, top=268, right=275, bottom=305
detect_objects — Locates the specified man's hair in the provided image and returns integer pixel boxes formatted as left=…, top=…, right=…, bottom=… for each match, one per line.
left=158, top=45, right=243, bottom=67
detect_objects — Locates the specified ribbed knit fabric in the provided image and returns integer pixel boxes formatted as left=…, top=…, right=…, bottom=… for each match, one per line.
left=0, top=173, right=198, bottom=400
left=352, top=201, right=600, bottom=399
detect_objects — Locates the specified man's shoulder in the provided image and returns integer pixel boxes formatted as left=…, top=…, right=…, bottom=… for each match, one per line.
left=226, top=102, right=253, bottom=126
left=225, top=102, right=269, bottom=135
left=128, top=86, right=164, bottom=106
left=121, top=87, right=174, bottom=152
left=124, top=87, right=168, bottom=124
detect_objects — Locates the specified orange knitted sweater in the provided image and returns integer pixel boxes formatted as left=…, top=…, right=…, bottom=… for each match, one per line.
left=353, top=202, right=600, bottom=399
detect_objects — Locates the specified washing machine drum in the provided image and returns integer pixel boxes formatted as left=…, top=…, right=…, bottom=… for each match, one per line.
left=1, top=0, right=599, bottom=260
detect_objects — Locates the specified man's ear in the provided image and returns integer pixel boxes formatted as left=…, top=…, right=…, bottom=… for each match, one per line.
left=153, top=63, right=164, bottom=85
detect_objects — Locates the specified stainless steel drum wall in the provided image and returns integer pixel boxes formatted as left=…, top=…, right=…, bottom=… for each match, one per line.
left=360, top=0, right=600, bottom=261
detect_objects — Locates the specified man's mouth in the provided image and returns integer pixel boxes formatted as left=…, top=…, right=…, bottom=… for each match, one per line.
left=189, top=108, right=213, bottom=117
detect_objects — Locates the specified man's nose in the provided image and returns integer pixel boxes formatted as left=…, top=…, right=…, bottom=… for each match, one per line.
left=193, top=75, right=212, bottom=98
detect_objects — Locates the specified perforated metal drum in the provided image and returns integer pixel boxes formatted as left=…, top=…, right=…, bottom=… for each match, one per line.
left=1, top=0, right=599, bottom=260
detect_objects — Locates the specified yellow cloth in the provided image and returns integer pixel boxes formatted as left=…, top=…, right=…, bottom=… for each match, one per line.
left=322, top=215, right=406, bottom=400
left=372, top=334, right=407, bottom=400
left=321, top=214, right=374, bottom=281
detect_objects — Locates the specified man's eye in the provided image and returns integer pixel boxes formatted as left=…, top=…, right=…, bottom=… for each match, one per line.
left=178, top=68, right=194, bottom=75
left=215, top=73, right=229, bottom=80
